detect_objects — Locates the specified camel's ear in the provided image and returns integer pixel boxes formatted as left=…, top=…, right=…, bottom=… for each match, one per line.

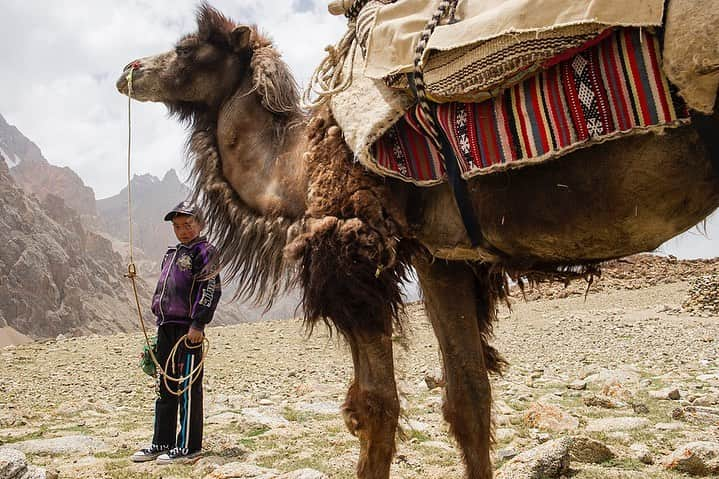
left=229, top=25, right=253, bottom=52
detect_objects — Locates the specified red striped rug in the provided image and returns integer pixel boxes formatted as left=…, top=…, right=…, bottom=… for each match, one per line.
left=371, top=29, right=690, bottom=185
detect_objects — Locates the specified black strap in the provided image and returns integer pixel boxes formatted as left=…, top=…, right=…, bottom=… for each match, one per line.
left=407, top=73, right=501, bottom=254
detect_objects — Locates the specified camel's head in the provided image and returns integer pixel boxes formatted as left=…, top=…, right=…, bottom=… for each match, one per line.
left=116, top=3, right=299, bottom=117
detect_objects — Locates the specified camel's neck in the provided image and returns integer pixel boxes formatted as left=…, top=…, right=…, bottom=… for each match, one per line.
left=215, top=85, right=308, bottom=218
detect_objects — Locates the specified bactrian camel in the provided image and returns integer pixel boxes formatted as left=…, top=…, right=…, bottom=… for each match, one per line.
left=117, top=3, right=719, bottom=478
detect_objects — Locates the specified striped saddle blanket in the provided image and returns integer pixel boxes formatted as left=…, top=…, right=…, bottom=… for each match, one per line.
left=370, top=28, right=690, bottom=185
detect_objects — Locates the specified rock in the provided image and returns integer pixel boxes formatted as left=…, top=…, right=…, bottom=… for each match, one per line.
left=12, top=435, right=108, bottom=455
left=0, top=447, right=27, bottom=479
left=258, top=399, right=275, bottom=406
left=649, top=387, right=681, bottom=400
left=423, top=369, right=445, bottom=390
left=601, top=382, right=634, bottom=402
left=567, top=380, right=587, bottom=391
left=294, top=402, right=340, bottom=416
left=672, top=405, right=719, bottom=425
left=570, top=436, right=615, bottom=464
left=585, top=417, right=650, bottom=432
left=277, top=469, right=328, bottom=479
left=692, top=393, right=719, bottom=407
left=583, top=395, right=625, bottom=409
left=495, top=437, right=572, bottom=479
left=204, top=463, right=279, bottom=479
left=496, top=428, right=518, bottom=442
left=240, top=408, right=290, bottom=428
left=497, top=448, right=519, bottom=461
left=206, top=412, right=243, bottom=425
left=630, top=443, right=654, bottom=465
left=654, top=422, right=684, bottom=431
left=523, top=403, right=579, bottom=432
left=18, top=465, right=48, bottom=479
left=663, top=442, right=719, bottom=475
left=584, top=368, right=640, bottom=387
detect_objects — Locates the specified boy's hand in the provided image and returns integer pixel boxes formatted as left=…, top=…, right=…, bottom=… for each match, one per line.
left=187, top=327, right=204, bottom=344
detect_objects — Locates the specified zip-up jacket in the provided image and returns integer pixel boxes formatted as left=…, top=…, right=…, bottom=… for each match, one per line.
left=151, top=236, right=221, bottom=331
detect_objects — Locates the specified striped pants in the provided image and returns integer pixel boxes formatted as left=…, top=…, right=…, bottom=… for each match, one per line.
left=152, top=323, right=204, bottom=452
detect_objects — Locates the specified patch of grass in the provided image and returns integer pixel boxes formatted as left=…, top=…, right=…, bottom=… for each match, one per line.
left=246, top=425, right=270, bottom=437
left=1, top=427, right=46, bottom=444
left=406, top=429, right=430, bottom=443
left=282, top=406, right=310, bottom=422
left=602, top=457, right=645, bottom=471
left=94, top=446, right=134, bottom=459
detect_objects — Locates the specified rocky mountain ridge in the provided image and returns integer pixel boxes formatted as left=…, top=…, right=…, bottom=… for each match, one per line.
left=0, top=113, right=96, bottom=216
left=0, top=152, right=151, bottom=339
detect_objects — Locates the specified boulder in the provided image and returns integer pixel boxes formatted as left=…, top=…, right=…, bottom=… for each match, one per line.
left=570, top=436, right=615, bottom=464
left=663, top=442, right=719, bottom=475
left=495, top=437, right=572, bottom=479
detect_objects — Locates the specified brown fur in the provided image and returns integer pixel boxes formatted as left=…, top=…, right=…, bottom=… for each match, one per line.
left=284, top=110, right=414, bottom=337
left=116, top=4, right=719, bottom=479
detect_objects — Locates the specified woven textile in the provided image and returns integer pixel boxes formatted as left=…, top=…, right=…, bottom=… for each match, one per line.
left=371, top=29, right=690, bottom=185
left=364, top=0, right=666, bottom=79
left=385, top=24, right=609, bottom=103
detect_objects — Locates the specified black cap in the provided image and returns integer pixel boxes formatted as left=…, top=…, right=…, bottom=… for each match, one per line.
left=164, top=200, right=198, bottom=221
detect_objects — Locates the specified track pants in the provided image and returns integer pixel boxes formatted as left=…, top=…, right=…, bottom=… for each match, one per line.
left=152, top=323, right=204, bottom=452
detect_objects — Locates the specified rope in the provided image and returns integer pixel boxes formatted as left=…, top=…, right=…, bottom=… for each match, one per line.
left=303, top=0, right=370, bottom=108
left=124, top=65, right=209, bottom=397
left=411, top=0, right=459, bottom=153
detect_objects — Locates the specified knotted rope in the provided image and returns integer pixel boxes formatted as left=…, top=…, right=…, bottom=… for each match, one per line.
left=124, top=65, right=208, bottom=397
left=303, top=0, right=370, bottom=108
left=411, top=0, right=459, bottom=153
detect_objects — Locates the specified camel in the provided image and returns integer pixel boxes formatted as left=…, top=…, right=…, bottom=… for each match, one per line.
left=116, top=4, right=719, bottom=478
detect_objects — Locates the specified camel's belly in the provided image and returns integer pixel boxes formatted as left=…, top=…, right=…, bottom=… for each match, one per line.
left=415, top=126, right=719, bottom=264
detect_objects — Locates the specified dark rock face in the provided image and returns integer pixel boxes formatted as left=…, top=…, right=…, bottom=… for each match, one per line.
left=0, top=113, right=96, bottom=216
left=0, top=154, right=151, bottom=338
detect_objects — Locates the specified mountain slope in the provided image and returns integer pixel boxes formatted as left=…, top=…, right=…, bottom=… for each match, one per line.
left=0, top=113, right=97, bottom=216
left=0, top=152, right=151, bottom=338
left=97, top=169, right=191, bottom=260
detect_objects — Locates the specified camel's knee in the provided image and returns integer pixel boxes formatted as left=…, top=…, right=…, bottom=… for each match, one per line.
left=342, top=383, right=399, bottom=439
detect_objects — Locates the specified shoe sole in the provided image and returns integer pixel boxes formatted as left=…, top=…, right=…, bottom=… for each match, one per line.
left=156, top=452, right=201, bottom=465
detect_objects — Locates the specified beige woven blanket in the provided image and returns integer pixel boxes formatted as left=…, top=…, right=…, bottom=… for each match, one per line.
left=364, top=0, right=666, bottom=79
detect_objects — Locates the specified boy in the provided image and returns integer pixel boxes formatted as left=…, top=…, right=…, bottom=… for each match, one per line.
left=131, top=201, right=221, bottom=464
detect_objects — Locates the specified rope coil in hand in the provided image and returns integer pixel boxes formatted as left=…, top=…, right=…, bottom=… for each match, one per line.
left=124, top=65, right=209, bottom=397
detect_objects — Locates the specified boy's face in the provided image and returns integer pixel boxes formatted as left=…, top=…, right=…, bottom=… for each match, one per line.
left=171, top=214, right=201, bottom=244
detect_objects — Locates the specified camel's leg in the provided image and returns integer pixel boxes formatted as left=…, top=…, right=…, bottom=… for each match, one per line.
left=415, top=255, right=499, bottom=479
left=342, top=319, right=399, bottom=479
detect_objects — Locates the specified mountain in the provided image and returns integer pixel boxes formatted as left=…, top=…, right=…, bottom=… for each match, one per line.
left=0, top=113, right=96, bottom=216
left=96, top=169, right=191, bottom=261
left=0, top=152, right=152, bottom=338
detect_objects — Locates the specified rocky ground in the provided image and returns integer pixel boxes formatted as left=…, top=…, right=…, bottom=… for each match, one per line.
left=1, top=254, right=718, bottom=479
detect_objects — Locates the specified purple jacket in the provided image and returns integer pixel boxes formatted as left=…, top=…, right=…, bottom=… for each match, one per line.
left=151, top=236, right=221, bottom=330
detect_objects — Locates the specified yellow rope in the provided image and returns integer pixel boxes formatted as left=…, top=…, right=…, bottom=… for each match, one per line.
left=124, top=66, right=209, bottom=397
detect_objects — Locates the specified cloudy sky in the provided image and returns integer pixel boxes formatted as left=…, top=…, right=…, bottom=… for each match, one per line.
left=0, top=0, right=716, bottom=258
left=0, top=0, right=345, bottom=198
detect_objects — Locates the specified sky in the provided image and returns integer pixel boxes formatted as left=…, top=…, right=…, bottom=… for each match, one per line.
left=0, top=0, right=716, bottom=258
left=0, top=0, right=346, bottom=199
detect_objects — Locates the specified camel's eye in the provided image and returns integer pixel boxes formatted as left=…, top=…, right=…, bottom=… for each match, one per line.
left=176, top=46, right=194, bottom=57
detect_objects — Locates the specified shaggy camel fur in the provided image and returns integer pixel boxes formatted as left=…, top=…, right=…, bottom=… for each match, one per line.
left=117, top=4, right=719, bottom=478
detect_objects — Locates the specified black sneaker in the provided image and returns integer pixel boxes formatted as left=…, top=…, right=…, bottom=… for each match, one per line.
left=156, top=447, right=201, bottom=464
left=130, top=444, right=170, bottom=462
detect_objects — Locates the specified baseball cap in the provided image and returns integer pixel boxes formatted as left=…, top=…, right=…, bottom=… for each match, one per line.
left=164, top=200, right=198, bottom=221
